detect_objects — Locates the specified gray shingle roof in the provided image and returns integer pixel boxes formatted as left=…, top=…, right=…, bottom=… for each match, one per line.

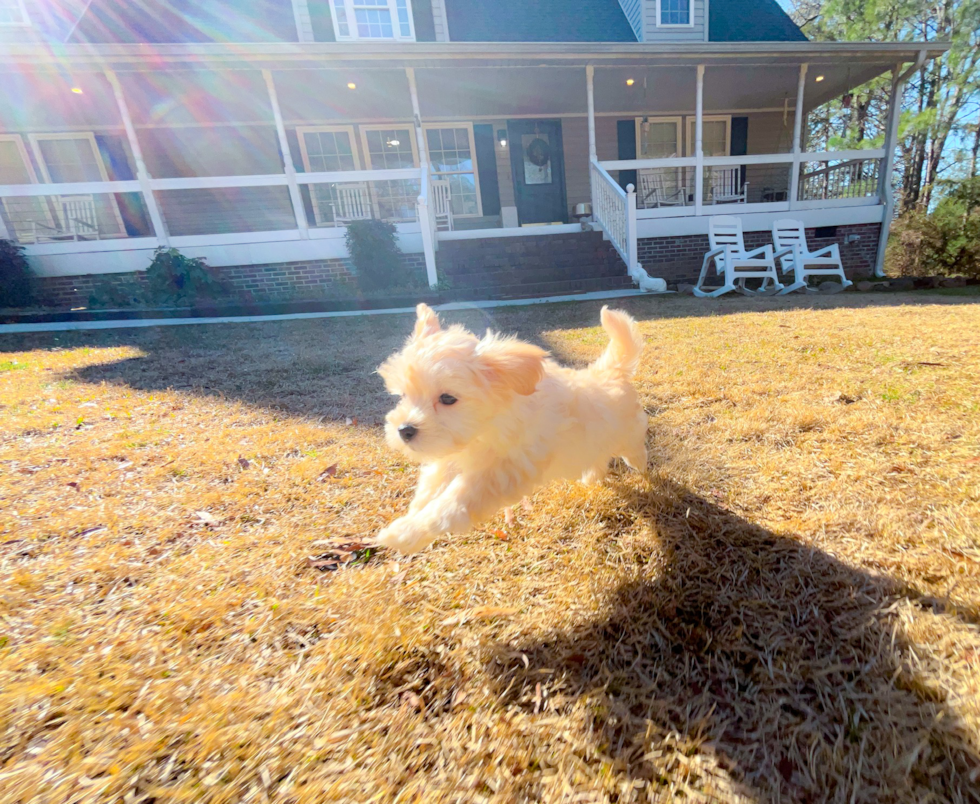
left=444, top=0, right=638, bottom=42
left=709, top=0, right=808, bottom=42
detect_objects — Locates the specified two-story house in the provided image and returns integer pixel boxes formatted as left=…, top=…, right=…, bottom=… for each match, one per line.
left=0, top=0, right=945, bottom=305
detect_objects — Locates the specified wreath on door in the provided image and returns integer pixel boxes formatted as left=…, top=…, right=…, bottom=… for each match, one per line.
left=525, top=137, right=551, bottom=167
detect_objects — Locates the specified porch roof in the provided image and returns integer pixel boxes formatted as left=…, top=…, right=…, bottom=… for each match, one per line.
left=0, top=40, right=948, bottom=113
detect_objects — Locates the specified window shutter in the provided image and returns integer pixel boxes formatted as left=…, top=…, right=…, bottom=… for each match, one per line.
left=95, top=134, right=151, bottom=237
left=473, top=124, right=501, bottom=217
left=411, top=0, right=437, bottom=41
left=308, top=0, right=337, bottom=41
left=616, top=120, right=637, bottom=192
left=731, top=116, right=748, bottom=186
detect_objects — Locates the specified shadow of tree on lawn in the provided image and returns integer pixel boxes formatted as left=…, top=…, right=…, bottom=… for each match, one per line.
left=488, top=480, right=980, bottom=802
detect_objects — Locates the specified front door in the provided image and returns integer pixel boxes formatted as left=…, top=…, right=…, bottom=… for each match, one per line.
left=507, top=119, right=567, bottom=225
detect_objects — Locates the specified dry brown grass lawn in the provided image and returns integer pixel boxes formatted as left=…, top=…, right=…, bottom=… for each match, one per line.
left=1, top=291, right=979, bottom=803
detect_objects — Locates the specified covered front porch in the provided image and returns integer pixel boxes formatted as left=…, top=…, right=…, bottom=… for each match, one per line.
left=0, top=41, right=941, bottom=295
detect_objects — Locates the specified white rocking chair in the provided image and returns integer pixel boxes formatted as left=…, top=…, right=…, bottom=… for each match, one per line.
left=708, top=167, right=749, bottom=205
left=32, top=195, right=100, bottom=242
left=771, top=219, right=852, bottom=293
left=638, top=169, right=687, bottom=208
left=330, top=183, right=372, bottom=225
left=694, top=215, right=783, bottom=298
left=431, top=179, right=454, bottom=232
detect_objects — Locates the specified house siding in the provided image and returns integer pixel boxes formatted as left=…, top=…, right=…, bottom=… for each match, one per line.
left=138, top=125, right=296, bottom=236
left=617, top=0, right=643, bottom=40
left=643, top=0, right=707, bottom=42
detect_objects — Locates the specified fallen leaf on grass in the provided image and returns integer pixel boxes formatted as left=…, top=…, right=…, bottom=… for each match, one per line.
left=237, top=456, right=250, bottom=469
left=317, top=464, right=339, bottom=481
left=307, top=541, right=376, bottom=572
left=195, top=511, right=220, bottom=526
left=491, top=529, right=509, bottom=541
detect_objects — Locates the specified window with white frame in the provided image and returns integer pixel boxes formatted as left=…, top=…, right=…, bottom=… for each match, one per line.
left=686, top=116, right=731, bottom=157
left=635, top=117, right=684, bottom=203
left=360, top=126, right=420, bottom=221
left=29, top=133, right=126, bottom=237
left=0, top=0, right=29, bottom=25
left=296, top=126, right=361, bottom=226
left=657, top=0, right=692, bottom=26
left=424, top=126, right=481, bottom=217
left=0, top=135, right=53, bottom=243
left=330, top=0, right=414, bottom=40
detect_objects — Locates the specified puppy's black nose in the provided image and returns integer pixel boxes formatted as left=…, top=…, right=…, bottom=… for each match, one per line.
left=398, top=424, right=418, bottom=443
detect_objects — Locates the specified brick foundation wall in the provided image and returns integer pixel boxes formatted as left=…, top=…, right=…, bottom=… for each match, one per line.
left=638, top=222, right=882, bottom=287
left=34, top=253, right=428, bottom=309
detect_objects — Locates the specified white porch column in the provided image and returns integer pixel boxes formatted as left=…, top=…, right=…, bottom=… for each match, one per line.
left=263, top=69, right=309, bottom=239
left=586, top=64, right=597, bottom=162
left=788, top=62, right=808, bottom=210
left=874, top=51, right=925, bottom=277
left=406, top=67, right=439, bottom=288
left=694, top=64, right=704, bottom=215
left=104, top=69, right=169, bottom=246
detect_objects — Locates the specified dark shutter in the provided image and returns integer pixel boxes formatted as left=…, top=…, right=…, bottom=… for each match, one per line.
left=308, top=0, right=337, bottom=41
left=412, top=0, right=437, bottom=41
left=95, top=134, right=151, bottom=237
left=473, top=124, right=501, bottom=217
left=616, top=120, right=637, bottom=192
left=731, top=116, right=748, bottom=186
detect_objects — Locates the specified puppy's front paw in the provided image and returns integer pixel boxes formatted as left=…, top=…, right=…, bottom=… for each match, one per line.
left=376, top=517, right=434, bottom=554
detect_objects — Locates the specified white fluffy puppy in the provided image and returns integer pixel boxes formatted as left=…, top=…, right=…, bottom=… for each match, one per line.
left=375, top=304, right=647, bottom=553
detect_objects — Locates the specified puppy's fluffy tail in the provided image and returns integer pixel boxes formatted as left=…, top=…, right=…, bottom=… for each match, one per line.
left=592, top=306, right=643, bottom=377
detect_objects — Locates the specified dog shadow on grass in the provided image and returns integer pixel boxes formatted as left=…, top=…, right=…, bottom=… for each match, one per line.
left=486, top=480, right=980, bottom=802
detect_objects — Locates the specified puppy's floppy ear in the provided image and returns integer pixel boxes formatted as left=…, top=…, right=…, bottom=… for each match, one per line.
left=476, top=334, right=548, bottom=396
left=412, top=303, right=441, bottom=340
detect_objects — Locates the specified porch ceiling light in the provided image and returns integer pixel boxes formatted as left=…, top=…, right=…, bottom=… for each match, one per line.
left=347, top=82, right=356, bottom=89
left=70, top=87, right=83, bottom=94
left=815, top=75, right=825, bottom=82
left=626, top=78, right=635, bottom=86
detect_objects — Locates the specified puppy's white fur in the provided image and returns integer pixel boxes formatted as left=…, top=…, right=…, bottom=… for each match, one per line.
left=376, top=304, right=647, bottom=553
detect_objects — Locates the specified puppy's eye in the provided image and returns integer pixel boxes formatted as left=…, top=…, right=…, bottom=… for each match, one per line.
left=439, top=394, right=458, bottom=406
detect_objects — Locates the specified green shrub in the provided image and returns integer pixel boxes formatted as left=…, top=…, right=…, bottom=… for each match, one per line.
left=0, top=239, right=34, bottom=308
left=888, top=177, right=980, bottom=279
left=145, top=247, right=227, bottom=305
left=87, top=276, right=146, bottom=308
left=344, top=219, right=418, bottom=293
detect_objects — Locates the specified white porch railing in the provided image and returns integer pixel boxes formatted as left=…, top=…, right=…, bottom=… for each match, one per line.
left=799, top=157, right=881, bottom=202
left=589, top=159, right=665, bottom=292
left=0, top=167, right=423, bottom=239
left=600, top=149, right=887, bottom=219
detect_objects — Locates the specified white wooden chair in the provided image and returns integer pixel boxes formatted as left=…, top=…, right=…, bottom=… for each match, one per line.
left=694, top=215, right=782, bottom=298
left=330, top=183, right=372, bottom=225
left=638, top=169, right=687, bottom=208
left=708, top=167, right=749, bottom=205
left=771, top=219, right=852, bottom=293
left=33, top=195, right=100, bottom=242
left=431, top=179, right=454, bottom=232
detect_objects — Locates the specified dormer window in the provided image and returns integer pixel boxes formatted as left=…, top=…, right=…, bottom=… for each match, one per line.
left=0, top=0, right=29, bottom=25
left=656, top=0, right=693, bottom=27
left=331, top=0, right=415, bottom=40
